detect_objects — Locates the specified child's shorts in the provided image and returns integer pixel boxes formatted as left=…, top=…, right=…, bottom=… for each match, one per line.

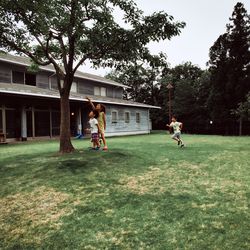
left=91, top=133, right=99, bottom=140
left=172, top=132, right=181, bottom=139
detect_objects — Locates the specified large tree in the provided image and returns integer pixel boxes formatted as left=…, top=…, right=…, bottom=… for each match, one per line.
left=231, top=91, right=250, bottom=135
left=0, top=0, right=185, bottom=153
left=208, top=2, right=250, bottom=134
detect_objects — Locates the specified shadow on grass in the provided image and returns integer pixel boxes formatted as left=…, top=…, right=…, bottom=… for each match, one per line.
left=57, top=159, right=89, bottom=173
left=55, top=149, right=136, bottom=172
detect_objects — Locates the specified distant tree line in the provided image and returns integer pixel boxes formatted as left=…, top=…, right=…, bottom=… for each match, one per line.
left=107, top=2, right=250, bottom=135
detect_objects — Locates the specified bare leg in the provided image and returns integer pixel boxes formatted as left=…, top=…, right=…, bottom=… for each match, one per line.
left=172, top=137, right=181, bottom=143
left=101, top=132, right=108, bottom=149
left=93, top=139, right=99, bottom=149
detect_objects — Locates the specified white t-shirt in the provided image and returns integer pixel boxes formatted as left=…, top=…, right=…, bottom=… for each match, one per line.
left=89, top=118, right=98, bottom=134
left=170, top=121, right=181, bottom=133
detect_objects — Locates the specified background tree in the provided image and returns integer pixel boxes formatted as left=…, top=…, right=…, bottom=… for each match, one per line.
left=231, top=92, right=250, bottom=135
left=163, top=62, right=211, bottom=133
left=208, top=2, right=250, bottom=134
left=106, top=53, right=168, bottom=102
left=0, top=0, right=185, bottom=153
left=106, top=53, right=169, bottom=128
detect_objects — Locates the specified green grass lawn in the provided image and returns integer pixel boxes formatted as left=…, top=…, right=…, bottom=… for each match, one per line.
left=0, top=133, right=249, bottom=249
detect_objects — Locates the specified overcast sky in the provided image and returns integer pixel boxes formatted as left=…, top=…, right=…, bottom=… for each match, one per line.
left=80, top=0, right=250, bottom=76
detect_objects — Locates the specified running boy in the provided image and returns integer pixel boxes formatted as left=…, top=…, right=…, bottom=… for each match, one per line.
left=89, top=110, right=100, bottom=150
left=166, top=116, right=184, bottom=147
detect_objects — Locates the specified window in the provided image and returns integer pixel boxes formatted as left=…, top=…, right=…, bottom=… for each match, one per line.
left=111, top=111, right=118, bottom=123
left=12, top=71, right=24, bottom=84
left=12, top=71, right=36, bottom=86
left=71, top=82, right=77, bottom=93
left=101, top=87, right=107, bottom=97
left=136, top=112, right=140, bottom=123
left=25, top=73, right=36, bottom=86
left=94, top=86, right=107, bottom=96
left=94, top=86, right=101, bottom=96
left=125, top=112, right=130, bottom=123
left=50, top=77, right=58, bottom=90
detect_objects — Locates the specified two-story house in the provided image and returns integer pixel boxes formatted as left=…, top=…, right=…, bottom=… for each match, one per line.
left=0, top=53, right=159, bottom=141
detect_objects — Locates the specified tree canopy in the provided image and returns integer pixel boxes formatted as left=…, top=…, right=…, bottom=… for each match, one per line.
left=208, top=2, right=250, bottom=133
left=0, top=0, right=185, bottom=152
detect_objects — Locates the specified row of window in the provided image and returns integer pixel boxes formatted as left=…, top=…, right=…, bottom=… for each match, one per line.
left=68, top=82, right=107, bottom=97
left=11, top=71, right=108, bottom=97
left=12, top=71, right=36, bottom=86
left=111, top=111, right=141, bottom=124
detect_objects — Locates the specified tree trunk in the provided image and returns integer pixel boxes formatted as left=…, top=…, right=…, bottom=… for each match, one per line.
left=59, top=92, right=75, bottom=153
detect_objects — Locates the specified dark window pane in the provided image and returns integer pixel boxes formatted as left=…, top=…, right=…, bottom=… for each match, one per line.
left=52, top=111, right=60, bottom=136
left=136, top=113, right=140, bottom=123
left=35, top=111, right=50, bottom=136
left=6, top=109, right=21, bottom=138
left=125, top=112, right=130, bottom=123
left=25, top=73, right=36, bottom=86
left=12, top=71, right=24, bottom=84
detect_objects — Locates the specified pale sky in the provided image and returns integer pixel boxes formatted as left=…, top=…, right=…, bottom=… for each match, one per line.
left=80, top=0, right=250, bottom=76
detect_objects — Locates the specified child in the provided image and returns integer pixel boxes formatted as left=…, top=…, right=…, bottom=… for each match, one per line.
left=86, top=96, right=108, bottom=151
left=166, top=116, right=184, bottom=147
left=88, top=110, right=100, bottom=150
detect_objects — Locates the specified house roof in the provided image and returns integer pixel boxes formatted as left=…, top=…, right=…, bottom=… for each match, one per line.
left=0, top=53, right=128, bottom=88
left=0, top=82, right=161, bottom=109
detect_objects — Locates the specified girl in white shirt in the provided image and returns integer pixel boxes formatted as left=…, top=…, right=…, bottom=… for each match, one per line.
left=89, top=110, right=100, bottom=150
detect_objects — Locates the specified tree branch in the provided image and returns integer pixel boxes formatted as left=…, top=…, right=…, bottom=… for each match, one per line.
left=1, top=36, right=51, bottom=66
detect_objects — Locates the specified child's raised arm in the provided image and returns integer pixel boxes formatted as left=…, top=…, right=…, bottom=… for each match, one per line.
left=86, top=96, right=96, bottom=110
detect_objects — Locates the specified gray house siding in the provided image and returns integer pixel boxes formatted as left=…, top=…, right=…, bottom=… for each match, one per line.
left=104, top=105, right=150, bottom=136
left=106, top=87, right=123, bottom=99
left=36, top=72, right=49, bottom=89
left=78, top=79, right=94, bottom=95
left=0, top=61, right=124, bottom=99
left=114, top=88, right=123, bottom=99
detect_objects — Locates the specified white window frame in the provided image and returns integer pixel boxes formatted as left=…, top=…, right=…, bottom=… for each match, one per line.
left=100, top=87, right=107, bottom=97
left=94, top=86, right=101, bottom=96
left=71, top=81, right=78, bottom=93
left=136, top=112, right=141, bottom=123
left=111, top=110, right=118, bottom=124
left=125, top=111, right=130, bottom=123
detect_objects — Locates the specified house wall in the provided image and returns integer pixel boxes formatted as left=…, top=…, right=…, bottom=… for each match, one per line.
left=0, top=59, right=152, bottom=140
left=104, top=104, right=150, bottom=136
left=0, top=95, right=151, bottom=140
left=0, top=61, right=124, bottom=98
left=37, top=72, right=49, bottom=89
